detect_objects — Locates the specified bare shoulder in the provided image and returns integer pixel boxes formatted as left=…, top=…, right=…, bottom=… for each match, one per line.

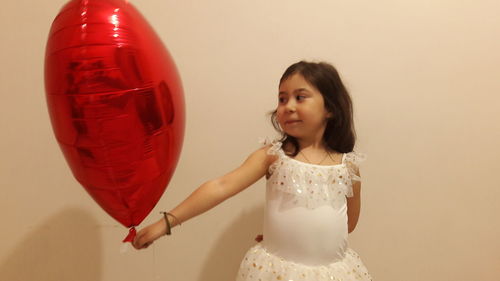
left=215, top=145, right=279, bottom=193
left=246, top=144, right=279, bottom=169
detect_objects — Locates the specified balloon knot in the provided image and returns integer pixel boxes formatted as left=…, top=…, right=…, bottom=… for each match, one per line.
left=122, top=227, right=137, bottom=243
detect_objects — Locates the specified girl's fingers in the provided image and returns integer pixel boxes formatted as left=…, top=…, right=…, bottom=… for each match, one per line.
left=132, top=223, right=162, bottom=249
left=133, top=233, right=147, bottom=249
left=132, top=240, right=141, bottom=249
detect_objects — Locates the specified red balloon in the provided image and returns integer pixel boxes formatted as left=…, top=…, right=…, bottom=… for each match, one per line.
left=44, top=0, right=184, bottom=241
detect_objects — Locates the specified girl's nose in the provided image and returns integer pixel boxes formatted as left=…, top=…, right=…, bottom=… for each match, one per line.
left=285, top=101, right=296, bottom=112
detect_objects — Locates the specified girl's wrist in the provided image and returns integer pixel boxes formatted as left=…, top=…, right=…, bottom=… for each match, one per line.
left=166, top=212, right=182, bottom=228
left=158, top=212, right=181, bottom=236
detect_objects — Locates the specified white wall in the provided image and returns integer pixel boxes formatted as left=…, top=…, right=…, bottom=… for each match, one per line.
left=1, top=0, right=499, bottom=280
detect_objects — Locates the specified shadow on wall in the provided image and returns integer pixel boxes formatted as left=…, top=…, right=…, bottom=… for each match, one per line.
left=198, top=205, right=264, bottom=281
left=0, top=207, right=102, bottom=281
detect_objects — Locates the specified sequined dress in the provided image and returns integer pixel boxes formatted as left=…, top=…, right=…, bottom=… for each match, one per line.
left=236, top=140, right=373, bottom=281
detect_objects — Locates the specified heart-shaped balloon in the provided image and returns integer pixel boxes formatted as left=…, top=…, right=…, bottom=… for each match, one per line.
left=44, top=0, right=184, bottom=241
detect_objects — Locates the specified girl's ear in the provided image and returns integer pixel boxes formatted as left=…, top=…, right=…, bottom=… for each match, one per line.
left=326, top=111, right=333, bottom=119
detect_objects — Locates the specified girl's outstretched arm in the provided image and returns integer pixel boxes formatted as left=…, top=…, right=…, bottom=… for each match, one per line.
left=132, top=145, right=275, bottom=249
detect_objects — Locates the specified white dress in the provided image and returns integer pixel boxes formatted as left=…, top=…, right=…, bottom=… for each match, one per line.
left=236, top=140, right=373, bottom=281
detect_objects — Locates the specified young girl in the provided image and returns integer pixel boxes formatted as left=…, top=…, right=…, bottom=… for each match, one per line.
left=133, top=61, right=373, bottom=281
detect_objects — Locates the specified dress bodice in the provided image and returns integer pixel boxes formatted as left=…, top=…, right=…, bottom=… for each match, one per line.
left=261, top=140, right=367, bottom=265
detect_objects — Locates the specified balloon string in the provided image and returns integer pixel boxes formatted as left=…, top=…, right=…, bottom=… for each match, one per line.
left=152, top=243, right=158, bottom=280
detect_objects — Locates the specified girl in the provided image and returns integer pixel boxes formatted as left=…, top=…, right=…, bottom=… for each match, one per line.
left=133, top=61, right=373, bottom=281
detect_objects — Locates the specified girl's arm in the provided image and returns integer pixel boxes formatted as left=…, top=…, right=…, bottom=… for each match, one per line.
left=132, top=145, right=275, bottom=249
left=346, top=168, right=361, bottom=233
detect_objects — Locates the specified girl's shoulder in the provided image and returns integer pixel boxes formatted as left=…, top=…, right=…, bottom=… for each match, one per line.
left=256, top=137, right=283, bottom=168
left=342, top=151, right=367, bottom=182
left=343, top=151, right=367, bottom=165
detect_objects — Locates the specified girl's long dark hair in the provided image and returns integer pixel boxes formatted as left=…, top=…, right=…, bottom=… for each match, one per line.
left=271, top=61, right=357, bottom=156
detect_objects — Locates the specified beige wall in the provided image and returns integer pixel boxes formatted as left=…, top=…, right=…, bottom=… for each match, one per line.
left=1, top=0, right=499, bottom=280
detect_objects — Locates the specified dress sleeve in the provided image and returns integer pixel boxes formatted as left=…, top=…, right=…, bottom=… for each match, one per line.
left=343, top=151, right=367, bottom=197
left=258, top=137, right=282, bottom=156
left=258, top=137, right=283, bottom=175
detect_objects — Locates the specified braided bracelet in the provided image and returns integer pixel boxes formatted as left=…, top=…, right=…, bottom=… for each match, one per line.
left=166, top=212, right=182, bottom=226
left=160, top=211, right=171, bottom=235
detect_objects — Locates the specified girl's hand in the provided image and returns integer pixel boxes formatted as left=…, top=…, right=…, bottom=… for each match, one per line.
left=132, top=219, right=166, bottom=249
left=255, top=234, right=263, bottom=242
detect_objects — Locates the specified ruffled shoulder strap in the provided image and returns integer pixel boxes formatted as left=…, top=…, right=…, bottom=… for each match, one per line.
left=258, top=137, right=283, bottom=175
left=343, top=151, right=367, bottom=182
left=258, top=137, right=283, bottom=156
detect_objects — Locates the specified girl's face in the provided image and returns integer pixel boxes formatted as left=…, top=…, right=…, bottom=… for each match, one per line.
left=276, top=73, right=332, bottom=141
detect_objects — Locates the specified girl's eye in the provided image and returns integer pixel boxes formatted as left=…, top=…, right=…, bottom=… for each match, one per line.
left=278, top=97, right=287, bottom=104
left=296, top=95, right=306, bottom=101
